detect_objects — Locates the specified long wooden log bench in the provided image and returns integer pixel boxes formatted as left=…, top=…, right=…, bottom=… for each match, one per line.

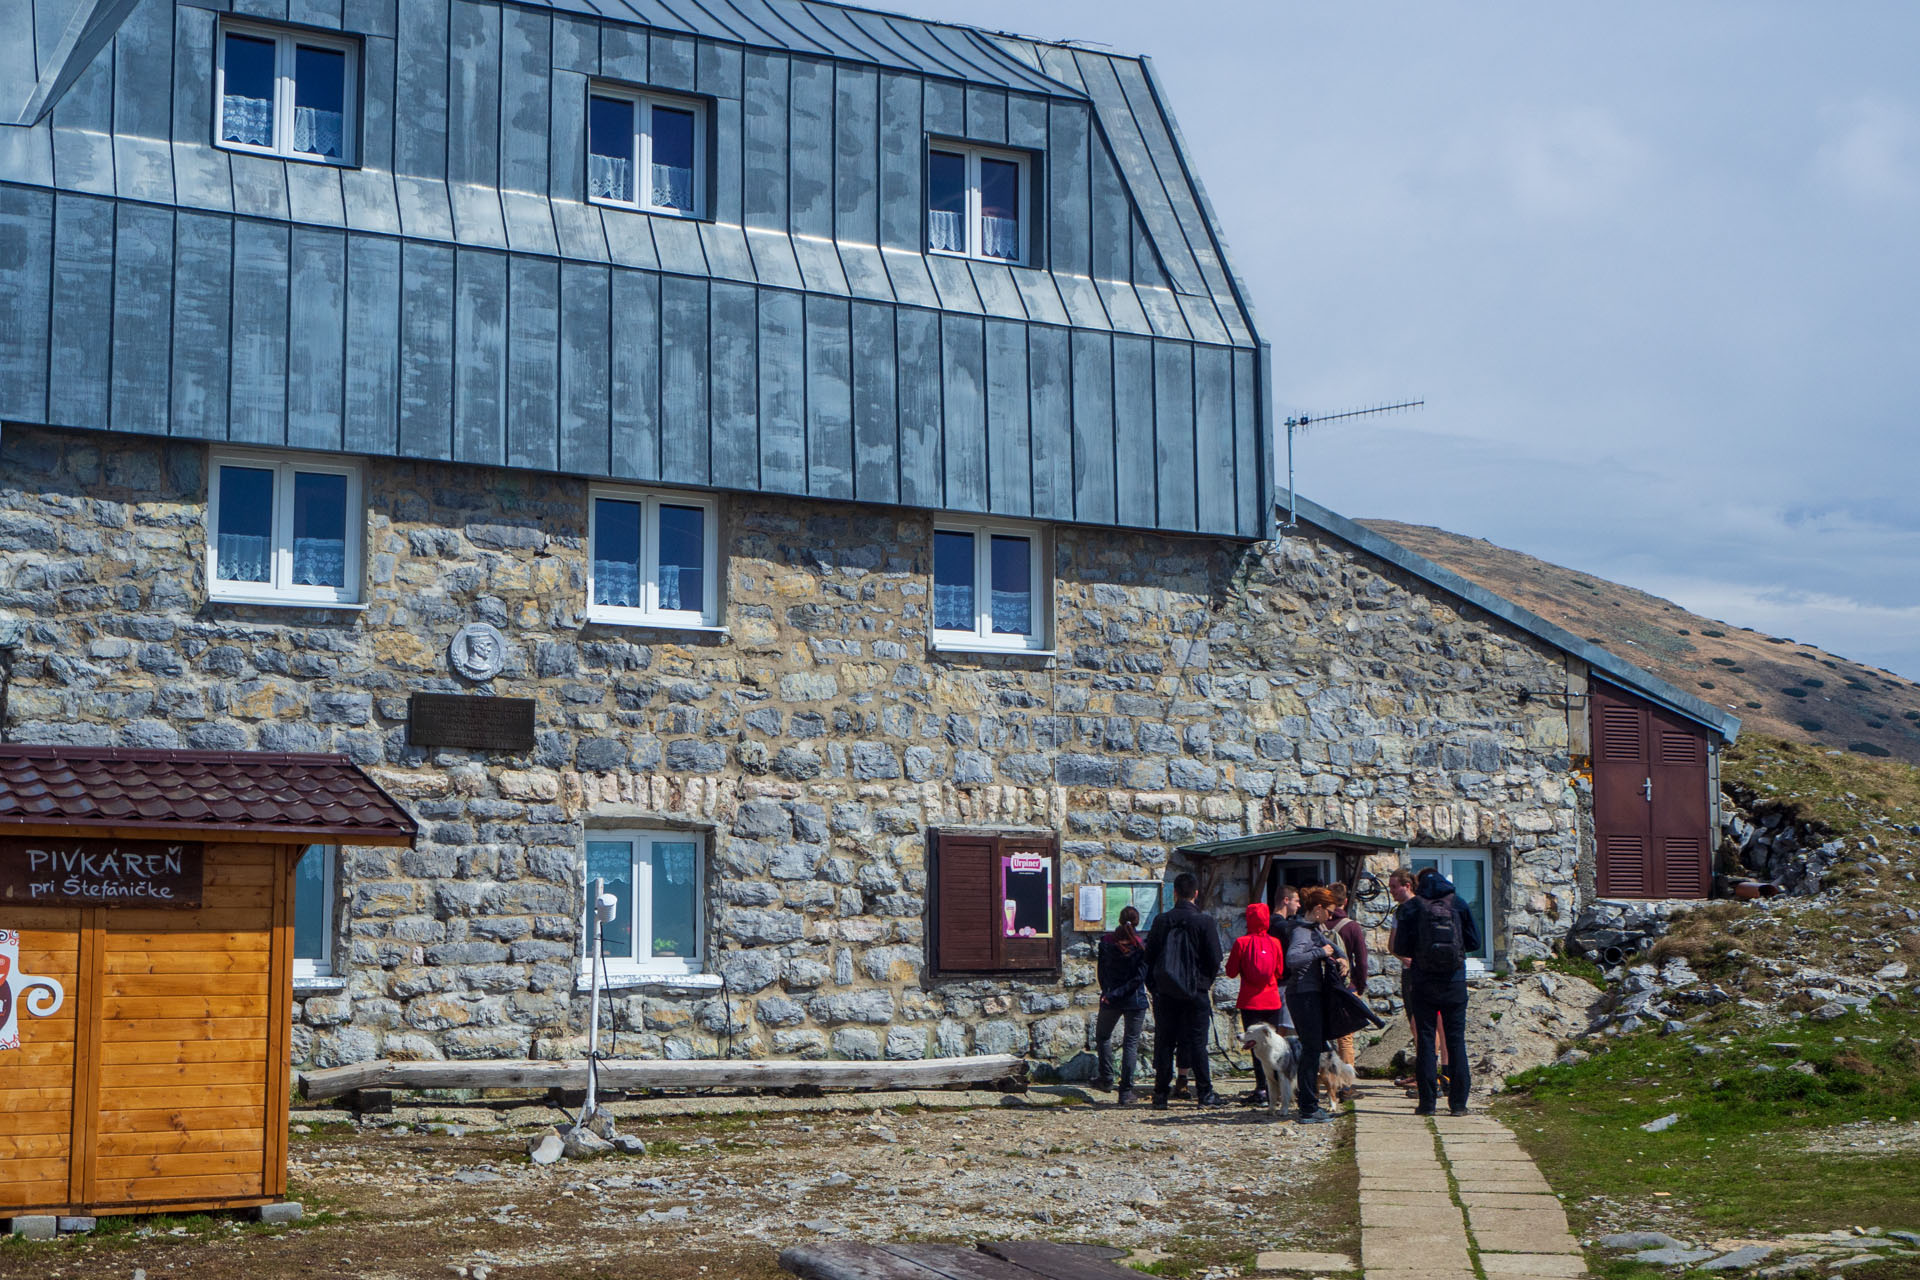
left=297, top=1054, right=1029, bottom=1102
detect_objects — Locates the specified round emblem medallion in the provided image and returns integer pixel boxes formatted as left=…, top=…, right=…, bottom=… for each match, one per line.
left=449, top=623, right=508, bottom=682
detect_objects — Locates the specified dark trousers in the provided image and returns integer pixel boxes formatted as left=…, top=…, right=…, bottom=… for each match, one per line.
left=1094, top=1003, right=1145, bottom=1090
left=1239, top=1009, right=1282, bottom=1097
left=1288, top=990, right=1327, bottom=1116
left=1151, top=994, right=1212, bottom=1099
left=1407, top=984, right=1470, bottom=1112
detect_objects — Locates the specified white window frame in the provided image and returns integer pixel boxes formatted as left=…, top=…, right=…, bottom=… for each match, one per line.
left=587, top=486, right=722, bottom=629
left=926, top=141, right=1033, bottom=265
left=931, top=518, right=1050, bottom=653
left=214, top=20, right=359, bottom=166
left=207, top=449, right=365, bottom=606
left=583, top=830, right=707, bottom=979
left=293, top=844, right=336, bottom=982
left=1408, top=848, right=1494, bottom=968
left=585, top=84, right=708, bottom=218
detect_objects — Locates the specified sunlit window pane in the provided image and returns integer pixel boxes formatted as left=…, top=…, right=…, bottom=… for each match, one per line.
left=927, top=150, right=967, bottom=253
left=216, top=466, right=274, bottom=583
left=657, top=504, right=705, bottom=614
left=989, top=535, right=1032, bottom=635
left=650, top=106, right=697, bottom=211
left=292, top=845, right=328, bottom=963
left=979, top=157, right=1021, bottom=261
left=222, top=34, right=277, bottom=147
left=650, top=842, right=699, bottom=959
left=933, top=530, right=975, bottom=630
left=291, top=471, right=348, bottom=587
left=292, top=45, right=346, bottom=157
left=589, top=96, right=635, bottom=202
left=593, top=499, right=643, bottom=609
left=587, top=841, right=636, bottom=960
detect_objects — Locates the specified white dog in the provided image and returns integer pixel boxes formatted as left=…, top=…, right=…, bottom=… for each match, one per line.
left=1238, top=1022, right=1297, bottom=1119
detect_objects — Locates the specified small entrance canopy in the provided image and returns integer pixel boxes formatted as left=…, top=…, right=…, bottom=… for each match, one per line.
left=1176, top=828, right=1405, bottom=907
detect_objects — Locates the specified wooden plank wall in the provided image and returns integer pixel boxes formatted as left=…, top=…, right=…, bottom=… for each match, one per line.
left=0, top=844, right=289, bottom=1216
left=0, top=906, right=80, bottom=1213
left=0, top=0, right=1271, bottom=539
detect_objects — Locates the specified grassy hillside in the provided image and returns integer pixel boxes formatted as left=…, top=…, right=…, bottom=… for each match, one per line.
left=1361, top=519, right=1920, bottom=764
left=1500, top=737, right=1920, bottom=1272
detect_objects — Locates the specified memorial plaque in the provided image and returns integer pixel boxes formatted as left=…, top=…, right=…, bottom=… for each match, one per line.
left=0, top=838, right=204, bottom=909
left=409, top=693, right=537, bottom=751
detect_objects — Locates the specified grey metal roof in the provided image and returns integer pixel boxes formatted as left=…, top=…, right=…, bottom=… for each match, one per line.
left=1178, top=828, right=1406, bottom=861
left=1281, top=490, right=1743, bottom=743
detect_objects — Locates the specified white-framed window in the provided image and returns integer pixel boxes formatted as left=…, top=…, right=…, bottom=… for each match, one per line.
left=931, top=519, right=1049, bottom=652
left=1409, top=849, right=1493, bottom=967
left=216, top=21, right=358, bottom=165
left=927, top=142, right=1031, bottom=264
left=293, top=844, right=336, bottom=980
left=587, top=487, right=721, bottom=629
left=208, top=450, right=364, bottom=606
left=586, top=85, right=706, bottom=217
left=584, top=831, right=705, bottom=977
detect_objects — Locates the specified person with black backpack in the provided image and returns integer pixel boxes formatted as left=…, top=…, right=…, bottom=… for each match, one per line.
left=1144, top=872, right=1225, bottom=1109
left=1391, top=866, right=1482, bottom=1116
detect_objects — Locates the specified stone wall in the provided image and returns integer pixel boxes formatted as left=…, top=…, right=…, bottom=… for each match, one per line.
left=0, top=424, right=1590, bottom=1068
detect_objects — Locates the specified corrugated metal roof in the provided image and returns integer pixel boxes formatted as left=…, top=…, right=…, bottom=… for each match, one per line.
left=0, top=747, right=419, bottom=845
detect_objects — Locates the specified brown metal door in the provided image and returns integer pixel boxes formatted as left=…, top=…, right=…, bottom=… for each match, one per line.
left=1591, top=684, right=1712, bottom=899
left=1592, top=685, right=1653, bottom=897
left=1649, top=709, right=1712, bottom=898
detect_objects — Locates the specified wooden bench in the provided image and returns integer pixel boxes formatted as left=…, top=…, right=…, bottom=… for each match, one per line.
left=779, top=1240, right=1141, bottom=1280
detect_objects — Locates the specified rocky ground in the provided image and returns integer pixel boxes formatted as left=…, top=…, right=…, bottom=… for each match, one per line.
left=1356, top=968, right=1605, bottom=1091
left=0, top=1089, right=1350, bottom=1280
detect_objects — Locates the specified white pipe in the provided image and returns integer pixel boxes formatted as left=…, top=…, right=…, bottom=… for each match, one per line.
left=579, top=875, right=605, bottom=1129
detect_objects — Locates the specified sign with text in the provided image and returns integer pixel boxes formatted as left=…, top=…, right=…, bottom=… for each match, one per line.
left=0, top=838, right=204, bottom=909
left=409, top=693, right=537, bottom=752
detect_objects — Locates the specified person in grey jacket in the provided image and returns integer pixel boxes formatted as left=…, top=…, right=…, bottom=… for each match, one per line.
left=1283, top=885, right=1349, bottom=1123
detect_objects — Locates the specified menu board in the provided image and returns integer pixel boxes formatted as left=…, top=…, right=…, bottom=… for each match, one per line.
left=0, top=838, right=204, bottom=909
left=1102, top=881, right=1167, bottom=931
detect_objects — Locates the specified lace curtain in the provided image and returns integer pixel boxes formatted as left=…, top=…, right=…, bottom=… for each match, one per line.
left=292, top=537, right=346, bottom=588
left=934, top=582, right=974, bottom=631
left=590, top=154, right=634, bottom=203
left=991, top=589, right=1032, bottom=636
left=981, top=214, right=1021, bottom=260
left=651, top=163, right=693, bottom=211
left=217, top=534, right=270, bottom=584
left=595, top=560, right=640, bottom=609
left=222, top=95, right=273, bottom=148
left=928, top=210, right=966, bottom=254
left=294, top=107, right=343, bottom=158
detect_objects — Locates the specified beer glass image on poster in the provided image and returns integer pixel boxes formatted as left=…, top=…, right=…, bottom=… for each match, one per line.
left=0, top=928, right=66, bottom=1052
left=999, top=852, right=1053, bottom=937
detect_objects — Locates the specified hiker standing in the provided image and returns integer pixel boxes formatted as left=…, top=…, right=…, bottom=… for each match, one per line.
left=1144, top=872, right=1225, bottom=1109
left=1392, top=866, right=1481, bottom=1116
left=1271, top=883, right=1304, bottom=1055
left=1327, top=882, right=1369, bottom=1099
left=1284, top=886, right=1348, bottom=1124
left=1224, top=901, right=1285, bottom=1105
left=1094, top=905, right=1151, bottom=1104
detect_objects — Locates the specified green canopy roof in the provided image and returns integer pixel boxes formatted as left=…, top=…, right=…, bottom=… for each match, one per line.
left=1177, top=828, right=1404, bottom=861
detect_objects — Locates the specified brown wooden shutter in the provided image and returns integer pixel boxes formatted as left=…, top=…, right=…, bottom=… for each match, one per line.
left=1650, top=711, right=1712, bottom=898
left=931, top=832, right=997, bottom=974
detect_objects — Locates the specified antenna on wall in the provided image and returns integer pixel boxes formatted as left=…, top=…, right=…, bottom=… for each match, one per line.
left=1282, top=400, right=1426, bottom=529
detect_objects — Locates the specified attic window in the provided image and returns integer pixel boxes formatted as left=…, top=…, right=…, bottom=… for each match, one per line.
left=927, top=143, right=1031, bottom=265
left=216, top=22, right=358, bottom=165
left=588, top=87, right=706, bottom=218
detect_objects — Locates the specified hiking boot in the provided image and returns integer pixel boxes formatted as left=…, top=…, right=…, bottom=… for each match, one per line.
left=1116, top=1089, right=1136, bottom=1106
left=1151, top=1094, right=1170, bottom=1110
left=1296, top=1110, right=1334, bottom=1124
left=1449, top=1106, right=1470, bottom=1117
left=1094, top=1078, right=1114, bottom=1094
left=1242, top=1091, right=1269, bottom=1107
left=1171, top=1080, right=1192, bottom=1100
left=1413, top=1106, right=1436, bottom=1116
left=1197, top=1091, right=1225, bottom=1107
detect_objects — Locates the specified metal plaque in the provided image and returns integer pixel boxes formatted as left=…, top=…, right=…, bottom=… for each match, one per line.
left=408, top=693, right=537, bottom=752
left=0, top=838, right=204, bottom=909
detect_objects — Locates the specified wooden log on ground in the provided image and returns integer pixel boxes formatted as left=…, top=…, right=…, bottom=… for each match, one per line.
left=299, top=1054, right=1028, bottom=1102
left=297, top=1059, right=396, bottom=1102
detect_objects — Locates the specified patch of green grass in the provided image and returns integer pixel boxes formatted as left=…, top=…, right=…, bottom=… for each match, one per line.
left=1516, top=953, right=1607, bottom=985
left=1500, top=1002, right=1920, bottom=1236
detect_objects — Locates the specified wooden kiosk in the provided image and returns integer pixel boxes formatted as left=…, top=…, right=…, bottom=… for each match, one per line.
left=0, top=747, right=415, bottom=1220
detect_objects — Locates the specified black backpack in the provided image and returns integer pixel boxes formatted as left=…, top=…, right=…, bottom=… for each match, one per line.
left=1412, top=894, right=1464, bottom=979
left=1154, top=919, right=1209, bottom=1001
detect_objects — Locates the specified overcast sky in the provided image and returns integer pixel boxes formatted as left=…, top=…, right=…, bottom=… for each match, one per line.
left=899, top=1, right=1920, bottom=680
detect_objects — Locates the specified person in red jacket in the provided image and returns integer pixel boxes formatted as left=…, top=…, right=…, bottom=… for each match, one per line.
left=1225, top=901, right=1286, bottom=1105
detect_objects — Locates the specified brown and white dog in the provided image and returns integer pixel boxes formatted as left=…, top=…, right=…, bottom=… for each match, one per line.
left=1320, top=1053, right=1358, bottom=1104
left=1237, top=1022, right=1297, bottom=1119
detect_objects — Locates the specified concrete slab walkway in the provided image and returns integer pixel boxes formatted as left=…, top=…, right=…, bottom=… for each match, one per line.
left=1348, top=1091, right=1587, bottom=1280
